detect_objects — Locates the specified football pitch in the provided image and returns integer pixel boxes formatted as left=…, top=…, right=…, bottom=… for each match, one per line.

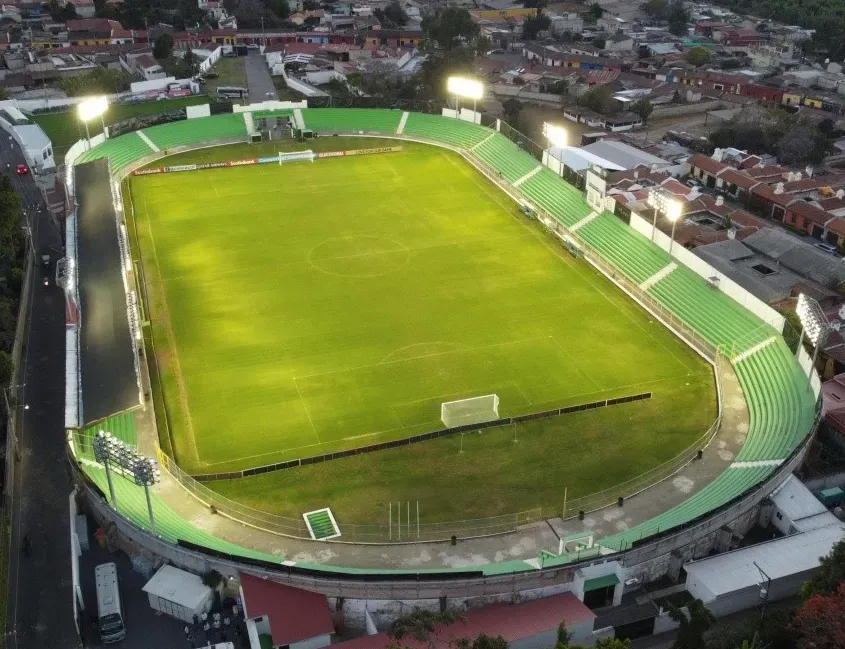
left=129, top=139, right=716, bottom=486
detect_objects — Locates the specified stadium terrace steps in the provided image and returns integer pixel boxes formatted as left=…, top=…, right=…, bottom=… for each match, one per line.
left=396, top=111, right=409, bottom=134
left=513, top=165, right=542, bottom=187
left=518, top=167, right=592, bottom=227
left=136, top=130, right=160, bottom=153
left=639, top=262, right=677, bottom=292
left=243, top=111, right=256, bottom=135
left=402, top=112, right=493, bottom=149
left=300, top=108, right=403, bottom=134
left=731, top=339, right=816, bottom=463
left=648, top=266, right=773, bottom=353
left=142, top=114, right=248, bottom=150
left=570, top=211, right=598, bottom=232
left=472, top=134, right=540, bottom=184
left=76, top=131, right=154, bottom=172
left=81, top=462, right=282, bottom=563
left=577, top=213, right=671, bottom=285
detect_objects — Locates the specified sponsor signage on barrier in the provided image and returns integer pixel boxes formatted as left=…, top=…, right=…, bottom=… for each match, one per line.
left=317, top=151, right=345, bottom=158
left=229, top=158, right=258, bottom=166
left=167, top=164, right=198, bottom=173
left=133, top=167, right=164, bottom=176
left=257, top=156, right=278, bottom=164
left=345, top=146, right=403, bottom=156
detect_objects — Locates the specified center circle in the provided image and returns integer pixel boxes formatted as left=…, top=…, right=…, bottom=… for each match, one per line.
left=308, top=235, right=410, bottom=278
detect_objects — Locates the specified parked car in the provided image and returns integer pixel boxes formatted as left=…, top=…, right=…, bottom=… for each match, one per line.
left=15, top=163, right=28, bottom=176
left=685, top=178, right=700, bottom=188
left=814, top=242, right=840, bottom=255
left=203, top=71, right=219, bottom=79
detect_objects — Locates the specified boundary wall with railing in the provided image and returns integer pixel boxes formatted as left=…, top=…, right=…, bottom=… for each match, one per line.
left=62, top=108, right=820, bottom=571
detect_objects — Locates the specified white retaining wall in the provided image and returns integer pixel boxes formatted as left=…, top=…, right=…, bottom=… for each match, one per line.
left=186, top=104, right=211, bottom=119
left=797, top=345, right=822, bottom=398
left=440, top=108, right=482, bottom=124
left=629, top=212, right=786, bottom=332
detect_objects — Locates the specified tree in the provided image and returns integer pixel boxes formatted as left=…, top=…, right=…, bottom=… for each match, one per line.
left=523, top=0, right=547, bottom=8
left=667, top=0, right=690, bottom=36
left=522, top=13, right=551, bottom=39
left=633, top=98, right=654, bottom=123
left=421, top=7, right=479, bottom=49
left=579, top=86, right=617, bottom=115
left=592, top=37, right=606, bottom=49
left=595, top=638, right=632, bottom=649
left=0, top=350, right=12, bottom=388
left=502, top=98, right=521, bottom=125
left=791, top=582, right=845, bottom=649
left=641, top=0, right=669, bottom=21
left=670, top=599, right=715, bottom=649
left=475, top=35, right=492, bottom=56
left=184, top=46, right=196, bottom=75
left=802, top=538, right=845, bottom=599
left=0, top=88, right=8, bottom=101
left=390, top=610, right=463, bottom=641
left=270, top=0, right=290, bottom=20
left=153, top=32, right=174, bottom=60
left=720, top=58, right=742, bottom=70
left=57, top=67, right=131, bottom=97
left=375, top=0, right=408, bottom=28
left=302, top=0, right=319, bottom=8
left=686, top=47, right=712, bottom=66
left=554, top=624, right=572, bottom=649
left=453, top=634, right=509, bottom=649
left=587, top=2, right=603, bottom=19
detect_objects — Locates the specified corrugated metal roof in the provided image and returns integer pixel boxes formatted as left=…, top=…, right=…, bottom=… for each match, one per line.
left=685, top=523, right=845, bottom=598
left=771, top=475, right=827, bottom=524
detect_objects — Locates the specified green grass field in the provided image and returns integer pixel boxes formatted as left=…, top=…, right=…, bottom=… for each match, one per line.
left=128, top=136, right=717, bottom=521
left=32, top=96, right=211, bottom=158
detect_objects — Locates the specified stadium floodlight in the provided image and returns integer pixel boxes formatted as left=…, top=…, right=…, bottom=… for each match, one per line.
left=542, top=123, right=568, bottom=177
left=446, top=76, right=484, bottom=118
left=92, top=430, right=161, bottom=533
left=795, top=292, right=840, bottom=386
left=648, top=188, right=683, bottom=255
left=77, top=96, right=109, bottom=150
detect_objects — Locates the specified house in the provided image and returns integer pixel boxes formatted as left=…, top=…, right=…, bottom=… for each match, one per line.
left=66, top=18, right=133, bottom=45
left=548, top=12, right=583, bottom=35
left=239, top=573, right=334, bottom=649
left=604, top=32, right=634, bottom=52
left=597, top=15, right=632, bottom=34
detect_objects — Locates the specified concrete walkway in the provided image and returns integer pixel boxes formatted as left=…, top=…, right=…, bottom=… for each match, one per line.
left=245, top=51, right=277, bottom=103
left=146, top=359, right=748, bottom=570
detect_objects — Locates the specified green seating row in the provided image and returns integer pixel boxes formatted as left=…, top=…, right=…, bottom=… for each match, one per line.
left=519, top=167, right=592, bottom=227
left=300, top=108, right=403, bottom=134
left=733, top=340, right=816, bottom=463
left=472, top=134, right=539, bottom=184
left=76, top=131, right=154, bottom=172
left=142, top=113, right=248, bottom=150
left=649, top=266, right=773, bottom=354
left=402, top=112, right=493, bottom=149
left=577, top=213, right=671, bottom=285
left=81, top=461, right=282, bottom=564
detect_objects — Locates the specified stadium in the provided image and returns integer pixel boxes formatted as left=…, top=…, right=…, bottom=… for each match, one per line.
left=62, top=100, right=820, bottom=616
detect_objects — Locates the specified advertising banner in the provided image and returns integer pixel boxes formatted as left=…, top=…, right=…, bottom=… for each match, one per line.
left=132, top=167, right=164, bottom=176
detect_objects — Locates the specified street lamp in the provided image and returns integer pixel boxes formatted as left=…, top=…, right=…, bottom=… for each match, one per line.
left=796, top=292, right=840, bottom=389
left=446, top=76, right=483, bottom=120
left=753, top=561, right=771, bottom=617
left=542, top=122, right=567, bottom=177
left=77, top=96, right=109, bottom=150
left=92, top=431, right=161, bottom=532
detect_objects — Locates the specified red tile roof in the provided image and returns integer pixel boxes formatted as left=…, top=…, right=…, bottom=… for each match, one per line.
left=719, top=168, right=759, bottom=191
left=819, top=196, right=845, bottom=212
left=240, top=573, right=334, bottom=646
left=334, top=593, right=594, bottom=649
left=745, top=165, right=787, bottom=180
left=824, top=217, right=845, bottom=235
left=689, top=153, right=727, bottom=177
left=787, top=199, right=832, bottom=225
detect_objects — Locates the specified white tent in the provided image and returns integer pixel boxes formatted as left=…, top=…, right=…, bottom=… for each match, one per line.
left=142, top=565, right=214, bottom=623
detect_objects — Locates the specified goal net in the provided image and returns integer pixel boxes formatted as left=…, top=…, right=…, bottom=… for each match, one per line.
left=441, top=394, right=500, bottom=429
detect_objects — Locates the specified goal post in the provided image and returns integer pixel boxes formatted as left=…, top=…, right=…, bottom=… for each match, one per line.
left=441, top=394, right=500, bottom=429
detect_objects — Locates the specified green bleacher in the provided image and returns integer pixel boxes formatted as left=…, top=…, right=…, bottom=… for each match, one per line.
left=142, top=113, right=247, bottom=150
left=68, top=109, right=819, bottom=574
left=733, top=340, right=816, bottom=463
left=577, top=213, right=671, bottom=285
left=519, top=167, right=592, bottom=227
left=402, top=112, right=492, bottom=149
left=76, top=131, right=154, bottom=172
left=472, top=134, right=539, bottom=184
left=300, top=108, right=403, bottom=134
left=649, top=266, right=773, bottom=354
left=81, top=461, right=282, bottom=564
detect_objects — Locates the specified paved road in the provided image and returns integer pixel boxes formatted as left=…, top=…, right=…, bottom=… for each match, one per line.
left=244, top=51, right=277, bottom=104
left=4, top=145, right=77, bottom=648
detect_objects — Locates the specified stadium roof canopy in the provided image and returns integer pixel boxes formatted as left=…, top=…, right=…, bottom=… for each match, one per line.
left=75, top=159, right=139, bottom=425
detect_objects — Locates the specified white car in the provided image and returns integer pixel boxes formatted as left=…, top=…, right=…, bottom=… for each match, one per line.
left=814, top=242, right=839, bottom=255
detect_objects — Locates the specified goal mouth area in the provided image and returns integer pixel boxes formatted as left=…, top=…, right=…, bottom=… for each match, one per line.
left=441, top=394, right=500, bottom=429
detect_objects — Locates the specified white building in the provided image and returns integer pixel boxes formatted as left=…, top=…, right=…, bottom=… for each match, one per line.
left=142, top=565, right=214, bottom=623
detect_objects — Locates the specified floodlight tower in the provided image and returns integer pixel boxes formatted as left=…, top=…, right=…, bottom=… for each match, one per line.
left=542, top=123, right=567, bottom=177
left=77, top=96, right=109, bottom=150
left=795, top=292, right=840, bottom=389
left=647, top=188, right=683, bottom=254
left=446, top=76, right=484, bottom=119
